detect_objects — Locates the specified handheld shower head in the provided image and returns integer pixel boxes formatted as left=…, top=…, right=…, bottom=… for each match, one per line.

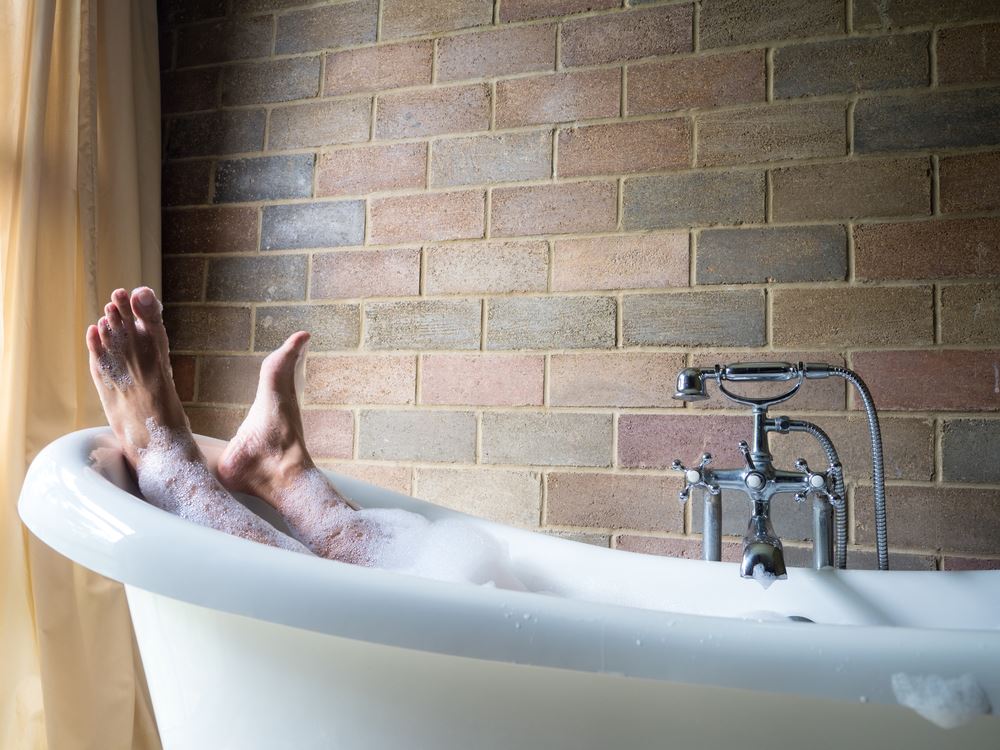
left=673, top=368, right=711, bottom=402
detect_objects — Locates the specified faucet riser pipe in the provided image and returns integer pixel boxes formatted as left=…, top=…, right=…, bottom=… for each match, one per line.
left=703, top=492, right=722, bottom=562
left=812, top=497, right=834, bottom=569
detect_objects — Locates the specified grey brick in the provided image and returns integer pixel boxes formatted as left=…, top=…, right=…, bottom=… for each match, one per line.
left=163, top=256, right=205, bottom=303
left=854, top=0, right=998, bottom=30
left=261, top=201, right=365, bottom=250
left=175, top=16, right=273, bottom=67
left=214, top=155, right=314, bottom=203
left=486, top=296, right=616, bottom=349
left=163, top=206, right=260, bottom=254
left=700, top=0, right=844, bottom=48
left=222, top=57, right=321, bottom=106
left=275, top=0, right=377, bottom=54
left=166, top=0, right=226, bottom=25
left=268, top=99, right=372, bottom=150
left=198, top=355, right=265, bottom=404
left=943, top=420, right=1000, bottom=483
left=161, top=68, right=220, bottom=114
left=206, top=255, right=308, bottom=302
left=255, top=304, right=360, bottom=351
left=697, top=226, right=847, bottom=284
left=623, top=290, right=766, bottom=346
left=364, top=300, right=482, bottom=350
left=430, top=131, right=552, bottom=187
left=482, top=412, right=613, bottom=467
left=359, top=410, right=476, bottom=462
left=164, top=305, right=252, bottom=351
left=855, top=88, right=1000, bottom=153
left=941, top=283, right=1000, bottom=345
left=163, top=160, right=212, bottom=207
left=696, top=101, right=846, bottom=166
left=623, top=171, right=764, bottom=229
left=774, top=34, right=929, bottom=98
left=166, top=110, right=266, bottom=157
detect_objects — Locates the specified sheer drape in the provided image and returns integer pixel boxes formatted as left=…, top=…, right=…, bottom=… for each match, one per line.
left=0, top=0, right=162, bottom=747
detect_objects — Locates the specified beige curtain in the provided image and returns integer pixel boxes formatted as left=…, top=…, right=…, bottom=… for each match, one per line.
left=1, top=0, right=162, bottom=747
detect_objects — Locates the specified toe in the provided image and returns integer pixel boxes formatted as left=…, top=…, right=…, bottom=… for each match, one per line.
left=113, top=288, right=136, bottom=329
left=97, top=316, right=113, bottom=348
left=105, top=302, right=123, bottom=329
left=130, top=286, right=163, bottom=326
left=284, top=331, right=311, bottom=355
left=85, top=324, right=104, bottom=357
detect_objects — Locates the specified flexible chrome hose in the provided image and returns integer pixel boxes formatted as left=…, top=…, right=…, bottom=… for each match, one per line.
left=787, top=421, right=847, bottom=569
left=829, top=367, right=889, bottom=571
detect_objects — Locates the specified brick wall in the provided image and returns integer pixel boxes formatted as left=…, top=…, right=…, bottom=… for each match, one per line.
left=159, top=0, right=1000, bottom=570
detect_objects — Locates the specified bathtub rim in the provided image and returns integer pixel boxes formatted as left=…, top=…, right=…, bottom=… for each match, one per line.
left=18, top=427, right=1000, bottom=714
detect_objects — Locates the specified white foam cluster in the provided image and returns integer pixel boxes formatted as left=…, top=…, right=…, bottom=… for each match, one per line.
left=137, top=418, right=308, bottom=554
left=890, top=672, right=992, bottom=729
left=752, top=563, right=776, bottom=590
left=97, top=325, right=133, bottom=390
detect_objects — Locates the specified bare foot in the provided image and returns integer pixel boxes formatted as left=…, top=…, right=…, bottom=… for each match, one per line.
left=85, top=288, right=309, bottom=553
left=218, top=334, right=366, bottom=560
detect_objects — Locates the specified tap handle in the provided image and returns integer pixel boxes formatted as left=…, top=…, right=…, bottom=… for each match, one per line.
left=738, top=440, right=756, bottom=471
left=671, top=455, right=721, bottom=503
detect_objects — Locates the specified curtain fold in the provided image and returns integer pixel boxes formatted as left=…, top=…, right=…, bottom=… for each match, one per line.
left=0, top=0, right=162, bottom=747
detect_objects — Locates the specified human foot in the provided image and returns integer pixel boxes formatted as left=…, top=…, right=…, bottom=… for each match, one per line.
left=218, top=333, right=362, bottom=559
left=85, top=289, right=309, bottom=553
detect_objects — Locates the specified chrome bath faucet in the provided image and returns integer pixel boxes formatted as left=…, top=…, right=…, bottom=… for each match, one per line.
left=669, top=362, right=888, bottom=582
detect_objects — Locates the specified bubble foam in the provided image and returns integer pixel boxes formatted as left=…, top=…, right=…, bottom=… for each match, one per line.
left=891, top=672, right=992, bottom=729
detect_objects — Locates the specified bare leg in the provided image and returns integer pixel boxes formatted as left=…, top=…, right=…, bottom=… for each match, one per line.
left=85, top=287, right=309, bottom=554
left=217, top=334, right=388, bottom=563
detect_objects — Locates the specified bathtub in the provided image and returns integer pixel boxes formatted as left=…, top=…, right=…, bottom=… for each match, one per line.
left=18, top=427, right=1000, bottom=749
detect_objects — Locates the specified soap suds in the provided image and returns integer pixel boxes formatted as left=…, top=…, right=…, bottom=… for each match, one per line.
left=891, top=672, right=992, bottom=729
left=97, top=325, right=133, bottom=390
left=137, top=418, right=308, bottom=553
left=751, top=563, right=776, bottom=590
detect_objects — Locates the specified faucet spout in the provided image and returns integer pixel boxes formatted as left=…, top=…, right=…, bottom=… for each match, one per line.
left=741, top=502, right=787, bottom=584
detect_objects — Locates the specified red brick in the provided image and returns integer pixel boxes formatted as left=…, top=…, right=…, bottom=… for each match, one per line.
left=550, top=352, right=687, bottom=407
left=221, top=57, right=321, bottom=106
left=618, top=414, right=750, bottom=469
left=430, top=131, right=552, bottom=187
left=185, top=406, right=246, bottom=441
left=165, top=306, right=252, bottom=352
left=321, top=463, right=411, bottom=495
left=551, top=232, right=688, bottom=291
left=496, top=70, right=620, bottom=128
left=274, top=0, right=376, bottom=54
left=162, top=207, right=259, bottom=254
left=855, top=485, right=1000, bottom=556
left=491, top=181, right=617, bottom=236
left=854, top=218, right=1000, bottom=280
left=546, top=473, right=684, bottom=532
left=500, top=0, right=617, bottom=22
left=311, top=248, right=420, bottom=300
left=381, top=0, right=493, bottom=40
left=268, top=99, right=371, bottom=150
left=324, top=41, right=433, bottom=96
left=615, top=535, right=742, bottom=562
left=561, top=5, right=693, bottom=67
left=420, top=354, right=544, bottom=406
left=851, top=350, right=1000, bottom=411
left=301, top=409, right=354, bottom=459
left=701, top=0, right=842, bottom=48
left=437, top=24, right=556, bottom=82
left=306, top=355, right=416, bottom=405
left=376, top=84, right=490, bottom=139
left=557, top=119, right=691, bottom=177
left=370, top=190, right=485, bottom=244
left=939, top=153, right=1000, bottom=213
left=771, top=158, right=931, bottom=222
left=162, top=160, right=211, bottom=207
left=942, top=556, right=1000, bottom=571
left=170, top=355, right=196, bottom=402
left=414, top=467, right=542, bottom=527
left=316, top=143, right=426, bottom=198
left=627, top=50, right=765, bottom=115
left=424, top=240, right=548, bottom=294
left=174, top=15, right=272, bottom=67
left=771, top=286, right=933, bottom=348
left=937, top=23, right=1000, bottom=85
left=688, top=351, right=847, bottom=412
left=163, top=256, right=205, bottom=303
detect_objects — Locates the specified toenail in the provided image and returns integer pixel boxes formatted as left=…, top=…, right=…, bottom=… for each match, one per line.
left=136, top=288, right=155, bottom=307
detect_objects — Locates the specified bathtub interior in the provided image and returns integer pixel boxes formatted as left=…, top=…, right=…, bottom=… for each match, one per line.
left=85, top=430, right=1000, bottom=632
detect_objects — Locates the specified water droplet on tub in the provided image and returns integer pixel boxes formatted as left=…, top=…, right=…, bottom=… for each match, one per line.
left=635, top=639, right=642, bottom=646
left=859, top=696, right=868, bottom=704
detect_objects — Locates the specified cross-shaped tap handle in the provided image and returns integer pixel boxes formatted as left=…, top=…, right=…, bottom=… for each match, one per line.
left=671, top=453, right=721, bottom=504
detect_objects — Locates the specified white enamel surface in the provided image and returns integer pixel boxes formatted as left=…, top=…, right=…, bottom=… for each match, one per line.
left=18, top=429, right=1000, bottom=748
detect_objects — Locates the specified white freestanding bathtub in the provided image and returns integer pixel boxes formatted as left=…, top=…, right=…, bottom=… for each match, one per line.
left=18, top=428, right=1000, bottom=749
